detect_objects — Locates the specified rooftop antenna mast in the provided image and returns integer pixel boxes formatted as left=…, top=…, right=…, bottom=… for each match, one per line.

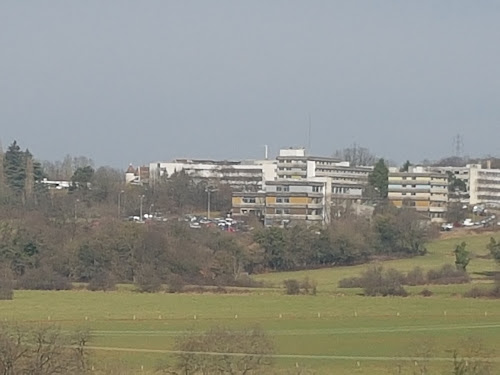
left=452, top=134, right=464, bottom=158
left=307, top=113, right=312, bottom=154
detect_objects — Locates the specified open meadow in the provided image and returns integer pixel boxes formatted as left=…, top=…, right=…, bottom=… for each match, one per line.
left=2, top=230, right=500, bottom=374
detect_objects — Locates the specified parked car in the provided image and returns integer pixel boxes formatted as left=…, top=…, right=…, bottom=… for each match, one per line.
left=441, top=223, right=454, bottom=231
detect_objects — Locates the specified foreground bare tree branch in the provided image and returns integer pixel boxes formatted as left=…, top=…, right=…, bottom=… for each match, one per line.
left=0, top=324, right=89, bottom=375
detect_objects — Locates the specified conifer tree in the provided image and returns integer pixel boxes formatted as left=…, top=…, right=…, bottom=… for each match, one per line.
left=4, top=141, right=26, bottom=196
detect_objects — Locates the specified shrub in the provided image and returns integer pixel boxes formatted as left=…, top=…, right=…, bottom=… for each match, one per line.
left=167, top=274, right=185, bottom=293
left=419, top=289, right=433, bottom=297
left=338, top=276, right=363, bottom=288
left=427, top=264, right=470, bottom=285
left=405, top=266, right=426, bottom=286
left=87, top=271, right=116, bottom=291
left=301, top=277, right=317, bottom=295
left=283, top=279, right=301, bottom=295
left=464, top=285, right=500, bottom=299
left=464, top=287, right=490, bottom=298
left=134, top=265, right=162, bottom=293
left=360, top=266, right=408, bottom=297
left=17, top=267, right=72, bottom=291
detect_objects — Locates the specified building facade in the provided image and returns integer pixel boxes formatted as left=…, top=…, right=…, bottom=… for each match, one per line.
left=148, top=159, right=277, bottom=191
left=388, top=167, right=448, bottom=222
left=232, top=178, right=331, bottom=227
left=469, top=164, right=500, bottom=206
left=276, top=148, right=372, bottom=201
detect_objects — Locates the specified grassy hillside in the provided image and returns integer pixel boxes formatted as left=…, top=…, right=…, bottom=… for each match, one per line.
left=254, top=230, right=500, bottom=294
left=1, top=230, right=499, bottom=374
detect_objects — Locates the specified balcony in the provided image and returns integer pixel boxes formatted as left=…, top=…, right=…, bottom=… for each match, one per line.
left=267, top=203, right=308, bottom=209
left=307, top=203, right=324, bottom=209
left=430, top=195, right=447, bottom=202
left=430, top=187, right=448, bottom=194
left=276, top=169, right=307, bottom=176
left=277, top=161, right=307, bottom=168
left=429, top=206, right=447, bottom=213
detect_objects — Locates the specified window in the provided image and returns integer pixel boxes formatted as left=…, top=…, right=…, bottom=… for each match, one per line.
left=276, top=197, right=290, bottom=203
left=242, top=197, right=256, bottom=203
left=276, top=186, right=282, bottom=192
left=312, top=186, right=322, bottom=192
left=283, top=186, right=290, bottom=192
left=411, top=192, right=416, bottom=196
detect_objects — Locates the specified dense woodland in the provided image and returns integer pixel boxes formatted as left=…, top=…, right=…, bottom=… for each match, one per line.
left=0, top=141, right=438, bottom=292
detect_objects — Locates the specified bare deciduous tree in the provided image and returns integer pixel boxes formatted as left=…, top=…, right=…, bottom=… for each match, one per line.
left=0, top=324, right=89, bottom=375
left=334, top=144, right=376, bottom=166
left=161, top=326, right=274, bottom=375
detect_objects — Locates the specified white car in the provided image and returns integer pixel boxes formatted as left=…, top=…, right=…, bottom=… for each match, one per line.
left=463, top=219, right=474, bottom=227
left=441, top=223, right=453, bottom=231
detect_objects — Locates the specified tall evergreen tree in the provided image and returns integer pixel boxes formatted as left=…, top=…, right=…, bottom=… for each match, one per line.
left=368, top=158, right=389, bottom=198
left=4, top=141, right=26, bottom=196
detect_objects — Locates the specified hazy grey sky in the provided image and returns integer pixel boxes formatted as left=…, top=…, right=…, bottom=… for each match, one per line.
left=1, top=1, right=500, bottom=168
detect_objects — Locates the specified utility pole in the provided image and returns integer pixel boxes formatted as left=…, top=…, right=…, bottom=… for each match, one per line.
left=139, top=195, right=145, bottom=221
left=205, top=187, right=217, bottom=219
left=118, top=190, right=124, bottom=218
left=74, top=199, right=79, bottom=221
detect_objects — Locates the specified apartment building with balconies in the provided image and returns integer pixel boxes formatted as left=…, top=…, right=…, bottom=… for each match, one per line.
left=232, top=178, right=331, bottom=227
left=388, top=167, right=448, bottom=222
left=469, top=164, right=500, bottom=206
left=276, top=148, right=372, bottom=200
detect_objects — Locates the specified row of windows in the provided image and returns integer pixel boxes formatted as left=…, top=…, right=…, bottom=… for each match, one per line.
left=274, top=209, right=323, bottom=215
left=276, top=186, right=290, bottom=192
left=478, top=171, right=500, bottom=178
left=316, top=168, right=369, bottom=175
left=276, top=197, right=290, bottom=203
left=333, top=187, right=356, bottom=194
left=278, top=167, right=305, bottom=171
left=477, top=195, right=500, bottom=201
left=242, top=197, right=257, bottom=203
left=279, top=159, right=306, bottom=164
left=477, top=179, right=500, bottom=185
left=477, top=187, right=500, bottom=193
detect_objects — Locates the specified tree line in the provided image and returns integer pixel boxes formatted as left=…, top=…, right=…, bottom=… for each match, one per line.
left=0, top=140, right=446, bottom=295
left=254, top=203, right=437, bottom=272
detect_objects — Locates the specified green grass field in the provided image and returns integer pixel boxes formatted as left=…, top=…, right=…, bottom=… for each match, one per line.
left=2, top=230, right=500, bottom=374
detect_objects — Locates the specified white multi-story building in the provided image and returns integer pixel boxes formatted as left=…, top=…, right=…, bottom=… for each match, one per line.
left=388, top=166, right=449, bottom=223
left=276, top=148, right=373, bottom=201
left=232, top=178, right=331, bottom=227
left=148, top=159, right=277, bottom=191
left=469, top=164, right=500, bottom=206
left=232, top=148, right=375, bottom=226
